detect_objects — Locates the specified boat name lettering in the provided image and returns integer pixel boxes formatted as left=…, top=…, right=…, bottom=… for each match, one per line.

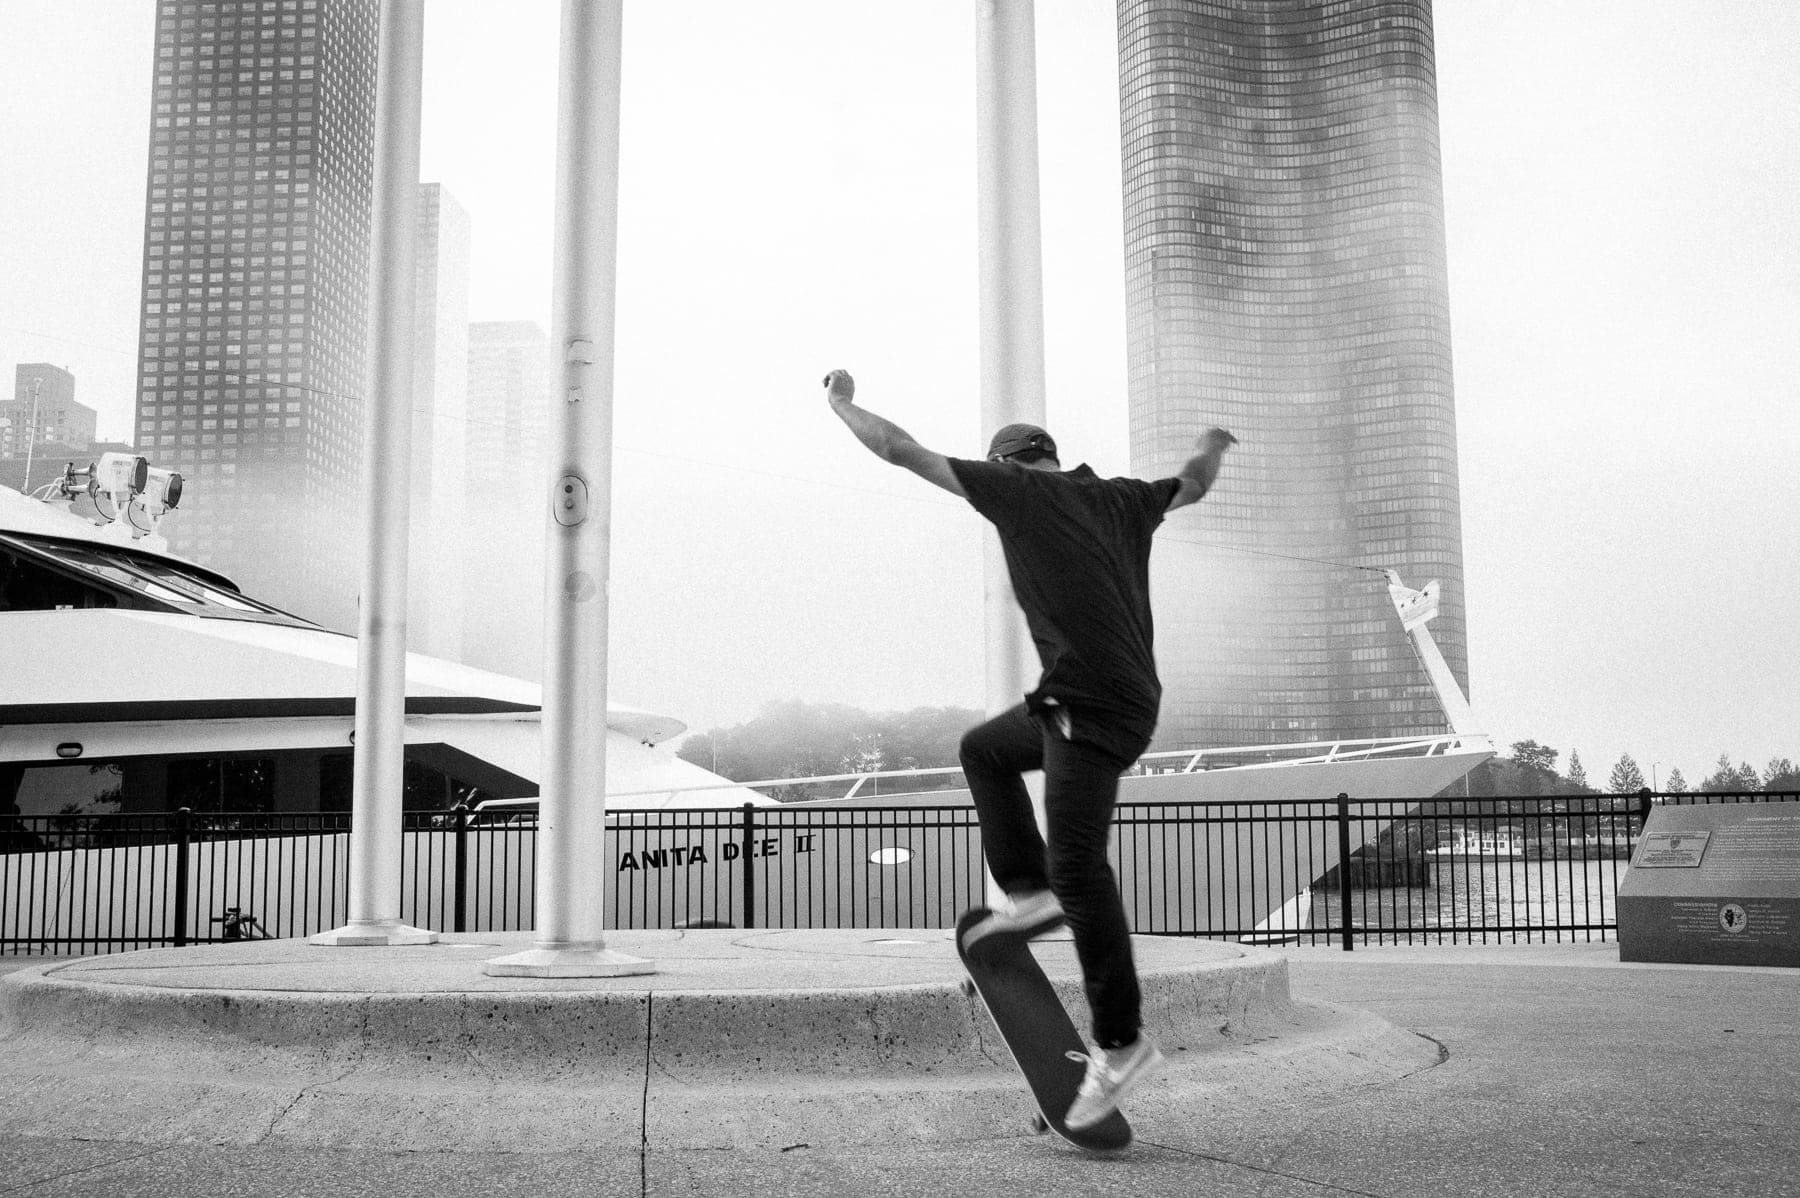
left=618, top=833, right=816, bottom=871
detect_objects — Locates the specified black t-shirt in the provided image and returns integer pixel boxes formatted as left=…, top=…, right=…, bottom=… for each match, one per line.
left=949, top=458, right=1181, bottom=759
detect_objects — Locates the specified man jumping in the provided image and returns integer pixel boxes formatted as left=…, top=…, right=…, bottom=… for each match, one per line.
left=823, top=368, right=1235, bottom=1129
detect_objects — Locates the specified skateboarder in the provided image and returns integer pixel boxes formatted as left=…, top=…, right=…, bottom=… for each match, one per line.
left=824, top=368, right=1235, bottom=1129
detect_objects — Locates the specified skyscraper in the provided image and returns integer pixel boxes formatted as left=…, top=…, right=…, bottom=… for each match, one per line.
left=133, top=0, right=379, bottom=629
left=465, top=321, right=549, bottom=509
left=3, top=365, right=93, bottom=459
left=407, top=183, right=471, bottom=661
left=2, top=364, right=99, bottom=493
left=462, top=320, right=549, bottom=678
left=1117, top=0, right=1468, bottom=749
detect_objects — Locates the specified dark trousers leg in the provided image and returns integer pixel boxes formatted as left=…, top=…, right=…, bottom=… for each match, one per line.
left=960, top=705, right=1142, bottom=1048
left=959, top=705, right=1050, bottom=893
left=1041, top=730, right=1141, bottom=1049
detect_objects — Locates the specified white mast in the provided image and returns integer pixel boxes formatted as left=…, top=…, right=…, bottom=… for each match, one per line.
left=1385, top=571, right=1484, bottom=739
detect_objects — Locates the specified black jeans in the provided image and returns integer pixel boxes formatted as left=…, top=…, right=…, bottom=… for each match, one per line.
left=959, top=703, right=1144, bottom=1049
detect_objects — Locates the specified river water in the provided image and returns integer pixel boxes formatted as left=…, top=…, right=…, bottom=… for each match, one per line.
left=1311, top=857, right=1633, bottom=942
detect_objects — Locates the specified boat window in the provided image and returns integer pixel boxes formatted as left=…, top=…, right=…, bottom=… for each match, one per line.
left=9, top=761, right=125, bottom=818
left=319, top=753, right=490, bottom=816
left=124, top=559, right=266, bottom=613
left=0, top=534, right=296, bottom=622
left=169, top=756, right=277, bottom=813
left=33, top=545, right=202, bottom=607
left=0, top=544, right=122, bottom=611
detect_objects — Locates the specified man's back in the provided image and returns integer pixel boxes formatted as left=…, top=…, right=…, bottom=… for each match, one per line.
left=949, top=459, right=1179, bottom=753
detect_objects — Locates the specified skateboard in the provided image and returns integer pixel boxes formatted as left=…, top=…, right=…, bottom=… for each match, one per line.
left=955, top=907, right=1132, bottom=1152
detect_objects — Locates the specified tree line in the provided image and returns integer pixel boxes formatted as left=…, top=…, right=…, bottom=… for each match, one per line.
left=1457, top=740, right=1799, bottom=798
left=677, top=699, right=983, bottom=793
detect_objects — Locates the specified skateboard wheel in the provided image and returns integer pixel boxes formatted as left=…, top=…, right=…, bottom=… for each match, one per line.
left=1031, top=1113, right=1049, bottom=1135
left=959, top=976, right=975, bottom=997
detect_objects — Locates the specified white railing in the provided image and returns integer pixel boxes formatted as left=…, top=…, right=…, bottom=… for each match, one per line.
left=1139, top=732, right=1492, bottom=775
left=563, top=731, right=1495, bottom=811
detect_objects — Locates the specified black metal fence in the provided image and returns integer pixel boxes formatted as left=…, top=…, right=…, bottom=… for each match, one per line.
left=3, top=790, right=1793, bottom=955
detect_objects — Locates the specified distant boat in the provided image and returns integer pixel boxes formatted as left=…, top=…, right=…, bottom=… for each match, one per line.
left=1427, top=827, right=1526, bottom=860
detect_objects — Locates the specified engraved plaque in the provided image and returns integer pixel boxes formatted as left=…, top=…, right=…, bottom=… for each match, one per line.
left=1618, top=804, right=1800, bottom=967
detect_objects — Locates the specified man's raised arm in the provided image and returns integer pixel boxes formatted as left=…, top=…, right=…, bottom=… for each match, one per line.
left=1166, top=427, right=1238, bottom=511
left=823, top=369, right=966, bottom=498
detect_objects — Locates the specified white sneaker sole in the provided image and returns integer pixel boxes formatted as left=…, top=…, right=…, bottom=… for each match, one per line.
left=1065, top=1051, right=1165, bottom=1130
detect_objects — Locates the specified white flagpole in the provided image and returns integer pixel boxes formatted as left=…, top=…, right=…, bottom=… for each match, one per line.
left=312, top=0, right=436, bottom=948
left=975, top=0, right=1047, bottom=717
left=486, top=0, right=650, bottom=978
left=974, top=1, right=1053, bottom=908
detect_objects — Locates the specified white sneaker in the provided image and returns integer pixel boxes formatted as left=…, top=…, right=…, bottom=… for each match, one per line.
left=960, top=890, right=1066, bottom=950
left=1064, top=1035, right=1165, bottom=1130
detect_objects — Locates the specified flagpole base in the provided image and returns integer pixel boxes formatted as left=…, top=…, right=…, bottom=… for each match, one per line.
left=308, top=920, right=441, bottom=947
left=483, top=944, right=656, bottom=978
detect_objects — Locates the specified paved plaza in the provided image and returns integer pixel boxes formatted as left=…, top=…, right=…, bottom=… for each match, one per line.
left=1, top=941, right=1795, bottom=1196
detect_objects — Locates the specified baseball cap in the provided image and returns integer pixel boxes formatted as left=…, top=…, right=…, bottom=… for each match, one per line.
left=987, top=423, right=1058, bottom=462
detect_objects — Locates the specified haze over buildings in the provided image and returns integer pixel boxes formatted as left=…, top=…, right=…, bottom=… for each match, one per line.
left=1120, top=0, right=1467, bottom=750
left=6, top=2, right=1792, bottom=779
left=131, top=0, right=379, bottom=631
left=125, top=3, right=507, bottom=655
left=407, top=181, right=470, bottom=661
left=461, top=319, right=550, bottom=679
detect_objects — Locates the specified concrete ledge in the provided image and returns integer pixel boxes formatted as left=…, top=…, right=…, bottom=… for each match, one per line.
left=0, top=931, right=1440, bottom=1151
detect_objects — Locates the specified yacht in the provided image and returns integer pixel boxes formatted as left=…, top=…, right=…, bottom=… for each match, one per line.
left=1, top=457, right=752, bottom=823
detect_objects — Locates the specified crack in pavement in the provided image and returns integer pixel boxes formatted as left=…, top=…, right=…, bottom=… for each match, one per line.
left=0, top=1143, right=181, bottom=1195
left=1135, top=1139, right=1394, bottom=1197
left=640, top=990, right=653, bottom=1198
left=259, top=994, right=375, bottom=1142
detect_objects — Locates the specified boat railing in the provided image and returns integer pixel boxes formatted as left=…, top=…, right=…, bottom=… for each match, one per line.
left=1138, top=732, right=1490, bottom=775
left=603, top=764, right=969, bottom=811
left=597, top=731, right=1492, bottom=809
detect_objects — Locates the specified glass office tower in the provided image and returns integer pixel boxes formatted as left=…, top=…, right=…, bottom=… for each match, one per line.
left=460, top=320, right=549, bottom=680
left=1117, top=0, right=1469, bottom=749
left=133, top=0, right=379, bottom=629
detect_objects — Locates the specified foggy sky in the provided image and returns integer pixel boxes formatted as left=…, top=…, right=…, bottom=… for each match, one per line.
left=1, top=1, right=1795, bottom=788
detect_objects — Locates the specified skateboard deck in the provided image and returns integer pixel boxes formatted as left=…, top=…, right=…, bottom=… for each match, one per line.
left=955, top=907, right=1132, bottom=1152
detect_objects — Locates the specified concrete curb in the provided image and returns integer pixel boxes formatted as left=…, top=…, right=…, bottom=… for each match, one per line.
left=0, top=933, right=1290, bottom=1075
left=0, top=932, right=1440, bottom=1151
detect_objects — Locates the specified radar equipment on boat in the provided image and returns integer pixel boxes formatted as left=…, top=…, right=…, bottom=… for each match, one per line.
left=93, top=452, right=148, bottom=544
left=37, top=452, right=187, bottom=553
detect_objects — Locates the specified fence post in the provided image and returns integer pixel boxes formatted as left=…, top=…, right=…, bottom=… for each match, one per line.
left=1636, top=788, right=1654, bottom=830
left=171, top=806, right=192, bottom=948
left=1335, top=793, right=1354, bottom=952
left=741, top=802, right=757, bottom=929
left=452, top=802, right=469, bottom=934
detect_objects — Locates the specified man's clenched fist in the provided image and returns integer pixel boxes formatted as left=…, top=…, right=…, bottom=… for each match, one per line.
left=822, top=369, right=855, bottom=405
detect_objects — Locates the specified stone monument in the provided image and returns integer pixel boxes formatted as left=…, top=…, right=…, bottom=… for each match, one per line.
left=1617, top=802, right=1800, bottom=967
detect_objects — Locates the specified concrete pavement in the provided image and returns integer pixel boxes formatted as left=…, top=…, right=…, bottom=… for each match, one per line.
left=0, top=931, right=1429, bottom=1153
left=1, top=940, right=1796, bottom=1196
